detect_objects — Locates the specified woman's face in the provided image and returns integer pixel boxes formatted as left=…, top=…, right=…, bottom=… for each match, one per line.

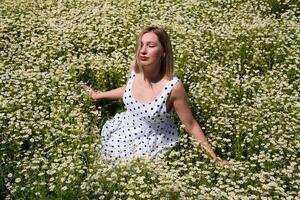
left=138, top=32, right=164, bottom=70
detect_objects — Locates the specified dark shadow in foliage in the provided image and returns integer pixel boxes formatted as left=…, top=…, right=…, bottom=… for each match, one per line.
left=267, top=0, right=300, bottom=18
left=79, top=66, right=126, bottom=130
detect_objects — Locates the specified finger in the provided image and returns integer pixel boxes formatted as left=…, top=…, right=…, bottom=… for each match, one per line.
left=84, top=86, right=92, bottom=92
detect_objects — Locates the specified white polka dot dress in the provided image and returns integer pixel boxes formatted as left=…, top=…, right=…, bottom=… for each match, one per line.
left=100, top=71, right=179, bottom=161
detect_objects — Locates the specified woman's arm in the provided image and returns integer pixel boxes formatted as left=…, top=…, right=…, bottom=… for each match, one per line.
left=84, top=85, right=125, bottom=101
left=170, top=81, right=218, bottom=161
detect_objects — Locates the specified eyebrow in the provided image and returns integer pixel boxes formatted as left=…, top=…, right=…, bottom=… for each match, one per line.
left=141, top=41, right=157, bottom=45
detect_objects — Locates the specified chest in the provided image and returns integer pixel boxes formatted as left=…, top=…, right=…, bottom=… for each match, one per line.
left=131, top=77, right=168, bottom=103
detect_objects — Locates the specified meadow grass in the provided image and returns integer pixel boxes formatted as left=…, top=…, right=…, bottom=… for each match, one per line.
left=1, top=0, right=299, bottom=199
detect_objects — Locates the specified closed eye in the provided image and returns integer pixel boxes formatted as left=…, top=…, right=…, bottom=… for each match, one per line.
left=140, top=42, right=157, bottom=48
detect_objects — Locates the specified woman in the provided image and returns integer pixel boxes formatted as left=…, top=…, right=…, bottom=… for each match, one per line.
left=84, top=26, right=226, bottom=165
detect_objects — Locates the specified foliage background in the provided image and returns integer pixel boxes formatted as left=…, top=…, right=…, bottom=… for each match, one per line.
left=0, top=0, right=299, bottom=199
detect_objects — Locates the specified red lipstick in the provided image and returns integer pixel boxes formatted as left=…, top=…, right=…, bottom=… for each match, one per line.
left=140, top=56, right=149, bottom=61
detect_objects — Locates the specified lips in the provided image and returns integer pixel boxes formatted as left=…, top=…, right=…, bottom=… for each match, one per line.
left=140, top=56, right=149, bottom=61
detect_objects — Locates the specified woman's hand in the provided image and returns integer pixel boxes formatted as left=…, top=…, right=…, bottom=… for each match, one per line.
left=83, top=84, right=100, bottom=101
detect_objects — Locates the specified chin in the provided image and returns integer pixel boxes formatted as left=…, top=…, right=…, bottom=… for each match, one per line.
left=140, top=61, right=151, bottom=66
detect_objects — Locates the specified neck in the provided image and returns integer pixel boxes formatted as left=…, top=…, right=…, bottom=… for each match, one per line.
left=142, top=66, right=163, bottom=84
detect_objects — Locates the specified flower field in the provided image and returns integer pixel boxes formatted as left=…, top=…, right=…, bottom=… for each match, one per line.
left=1, top=0, right=299, bottom=199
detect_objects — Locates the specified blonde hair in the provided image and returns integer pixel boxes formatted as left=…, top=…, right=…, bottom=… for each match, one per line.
left=130, top=26, right=175, bottom=80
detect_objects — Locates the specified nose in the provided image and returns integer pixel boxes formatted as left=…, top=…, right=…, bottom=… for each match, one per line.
left=140, top=45, right=147, bottom=54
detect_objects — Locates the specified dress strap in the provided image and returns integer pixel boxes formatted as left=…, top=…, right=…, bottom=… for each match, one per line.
left=128, top=71, right=136, bottom=89
left=160, top=76, right=179, bottom=99
left=158, top=76, right=179, bottom=113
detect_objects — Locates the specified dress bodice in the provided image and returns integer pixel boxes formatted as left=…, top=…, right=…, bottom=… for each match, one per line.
left=123, top=71, right=179, bottom=127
